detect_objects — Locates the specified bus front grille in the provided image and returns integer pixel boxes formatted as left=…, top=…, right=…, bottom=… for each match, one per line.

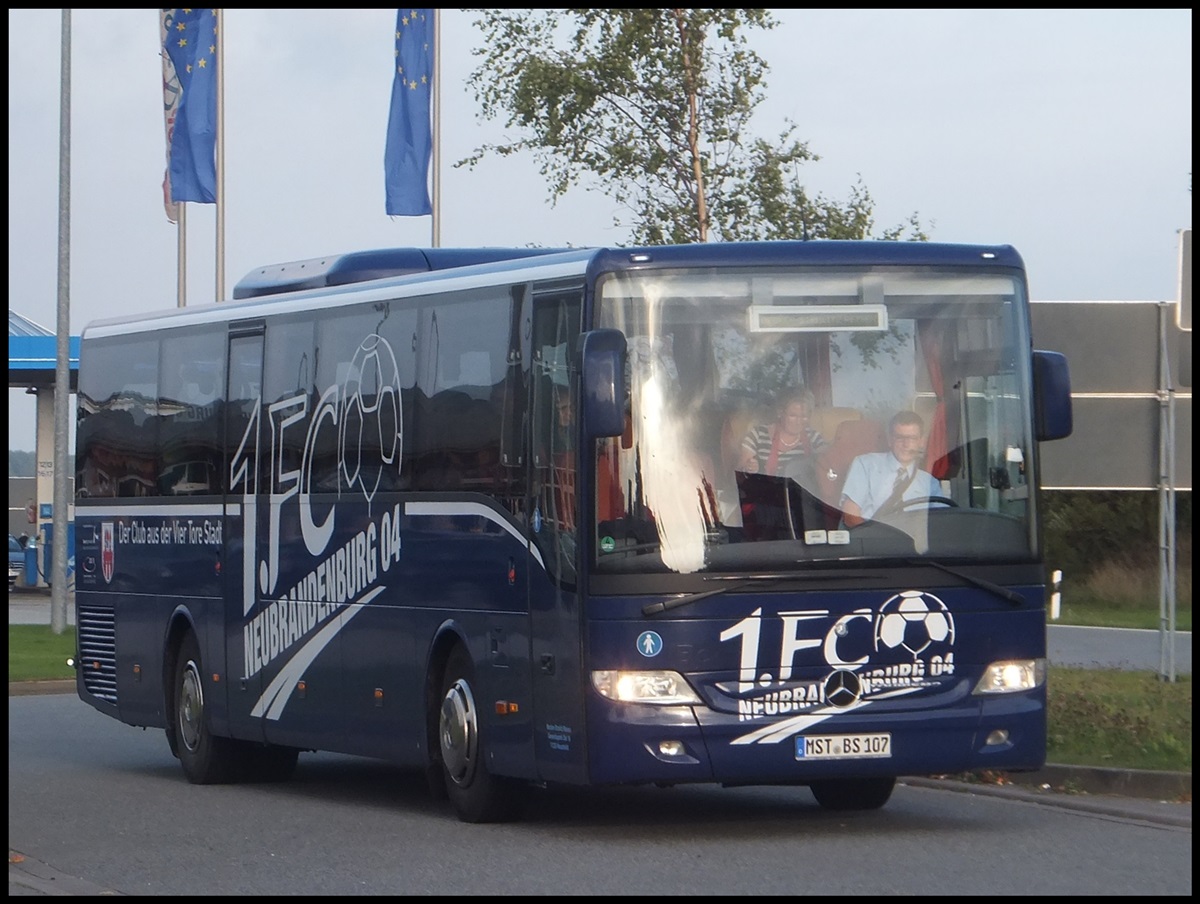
left=77, top=606, right=117, bottom=703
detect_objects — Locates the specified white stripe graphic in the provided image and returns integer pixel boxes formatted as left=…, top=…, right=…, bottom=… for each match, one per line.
left=252, top=586, right=384, bottom=720
left=730, top=686, right=920, bottom=744
left=405, top=500, right=543, bottom=569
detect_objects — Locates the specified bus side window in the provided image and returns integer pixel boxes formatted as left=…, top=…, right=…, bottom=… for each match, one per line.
left=159, top=330, right=225, bottom=496
left=530, top=289, right=582, bottom=583
left=596, top=436, right=626, bottom=523
left=413, top=292, right=511, bottom=494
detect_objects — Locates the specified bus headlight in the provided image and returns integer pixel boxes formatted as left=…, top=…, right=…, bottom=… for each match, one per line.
left=973, top=659, right=1046, bottom=695
left=591, top=670, right=702, bottom=705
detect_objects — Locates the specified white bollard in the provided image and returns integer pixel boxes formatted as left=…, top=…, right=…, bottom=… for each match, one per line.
left=1049, top=569, right=1062, bottom=620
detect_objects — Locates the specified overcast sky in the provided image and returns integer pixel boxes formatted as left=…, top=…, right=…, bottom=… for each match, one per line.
left=7, top=8, right=1193, bottom=452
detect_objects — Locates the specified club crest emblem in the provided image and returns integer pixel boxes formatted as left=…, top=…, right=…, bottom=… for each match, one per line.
left=101, top=522, right=114, bottom=584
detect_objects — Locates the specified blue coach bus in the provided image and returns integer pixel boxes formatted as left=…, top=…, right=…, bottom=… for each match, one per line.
left=72, top=241, right=1071, bottom=822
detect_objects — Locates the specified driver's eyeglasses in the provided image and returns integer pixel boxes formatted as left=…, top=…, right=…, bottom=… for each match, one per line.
left=891, top=433, right=922, bottom=444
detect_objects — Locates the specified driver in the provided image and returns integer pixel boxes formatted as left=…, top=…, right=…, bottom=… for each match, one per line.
left=840, top=410, right=942, bottom=527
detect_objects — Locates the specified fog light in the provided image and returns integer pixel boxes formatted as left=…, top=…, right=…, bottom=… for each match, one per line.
left=658, top=740, right=685, bottom=757
left=985, top=729, right=1010, bottom=746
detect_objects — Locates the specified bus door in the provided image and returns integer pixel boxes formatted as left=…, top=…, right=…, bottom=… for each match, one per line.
left=223, top=329, right=266, bottom=739
left=527, top=288, right=588, bottom=783
left=226, top=320, right=348, bottom=751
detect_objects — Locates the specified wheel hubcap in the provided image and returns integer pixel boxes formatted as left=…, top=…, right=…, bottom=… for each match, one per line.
left=439, top=678, right=477, bottom=786
left=179, top=659, right=204, bottom=752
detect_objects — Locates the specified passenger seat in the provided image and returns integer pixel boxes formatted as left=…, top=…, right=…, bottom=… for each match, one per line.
left=813, top=418, right=887, bottom=514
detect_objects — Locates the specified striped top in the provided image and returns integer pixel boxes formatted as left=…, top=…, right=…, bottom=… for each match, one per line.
left=741, top=424, right=827, bottom=479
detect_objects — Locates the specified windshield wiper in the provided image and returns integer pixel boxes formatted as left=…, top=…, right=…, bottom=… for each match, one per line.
left=912, top=559, right=1026, bottom=607
left=642, top=579, right=764, bottom=616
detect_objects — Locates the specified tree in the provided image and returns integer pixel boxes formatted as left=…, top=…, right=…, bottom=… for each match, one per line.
left=461, top=9, right=926, bottom=244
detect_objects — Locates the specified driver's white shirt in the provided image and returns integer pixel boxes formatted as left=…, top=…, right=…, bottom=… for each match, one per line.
left=839, top=451, right=942, bottom=520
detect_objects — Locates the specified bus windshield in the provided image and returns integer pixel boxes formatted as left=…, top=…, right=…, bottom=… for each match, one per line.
left=595, top=265, right=1035, bottom=574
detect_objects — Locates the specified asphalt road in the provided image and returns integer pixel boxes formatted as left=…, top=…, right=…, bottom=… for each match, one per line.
left=6, top=694, right=1193, bottom=897
left=1046, top=622, right=1192, bottom=675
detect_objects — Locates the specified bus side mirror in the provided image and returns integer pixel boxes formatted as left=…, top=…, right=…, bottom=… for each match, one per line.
left=580, top=329, right=627, bottom=439
left=1032, top=349, right=1072, bottom=441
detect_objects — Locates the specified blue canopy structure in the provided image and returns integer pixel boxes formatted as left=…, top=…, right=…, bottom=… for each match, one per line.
left=8, top=310, right=79, bottom=390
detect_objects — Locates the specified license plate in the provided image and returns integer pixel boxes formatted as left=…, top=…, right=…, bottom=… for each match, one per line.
left=795, top=732, right=891, bottom=760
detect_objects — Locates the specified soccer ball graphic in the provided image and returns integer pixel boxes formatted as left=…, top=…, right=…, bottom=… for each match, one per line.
left=874, top=590, right=955, bottom=658
left=340, top=334, right=403, bottom=505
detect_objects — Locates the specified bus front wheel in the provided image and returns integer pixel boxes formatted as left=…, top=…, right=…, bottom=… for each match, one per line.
left=809, top=776, right=896, bottom=811
left=173, top=631, right=241, bottom=784
left=438, top=646, right=520, bottom=823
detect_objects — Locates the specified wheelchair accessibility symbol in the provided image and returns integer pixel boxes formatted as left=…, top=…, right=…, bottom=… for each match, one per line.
left=636, top=631, right=663, bottom=658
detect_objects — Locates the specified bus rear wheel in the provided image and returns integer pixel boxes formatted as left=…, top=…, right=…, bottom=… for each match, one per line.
left=809, top=776, right=896, bottom=811
left=438, top=646, right=520, bottom=823
left=173, top=631, right=241, bottom=784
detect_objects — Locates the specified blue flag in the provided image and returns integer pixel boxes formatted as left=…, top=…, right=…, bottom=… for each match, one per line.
left=162, top=9, right=217, bottom=204
left=384, top=9, right=434, bottom=216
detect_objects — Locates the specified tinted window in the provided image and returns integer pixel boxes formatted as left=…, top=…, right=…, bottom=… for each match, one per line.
left=76, top=336, right=160, bottom=498
left=313, top=305, right=403, bottom=499
left=412, top=289, right=512, bottom=493
left=158, top=329, right=225, bottom=496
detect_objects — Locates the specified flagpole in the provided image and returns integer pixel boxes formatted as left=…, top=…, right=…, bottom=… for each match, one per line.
left=160, top=10, right=185, bottom=307
left=177, top=203, right=187, bottom=308
left=162, top=9, right=216, bottom=304
left=215, top=8, right=225, bottom=301
left=432, top=8, right=441, bottom=248
left=50, top=7, right=72, bottom=632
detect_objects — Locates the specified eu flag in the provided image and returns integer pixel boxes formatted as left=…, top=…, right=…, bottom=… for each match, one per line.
left=163, top=8, right=218, bottom=204
left=384, top=9, right=434, bottom=216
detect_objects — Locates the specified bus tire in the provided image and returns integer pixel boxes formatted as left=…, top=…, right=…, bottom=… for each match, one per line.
left=173, top=631, right=240, bottom=784
left=438, top=645, right=520, bottom=823
left=165, top=715, right=180, bottom=760
left=809, top=776, right=896, bottom=811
